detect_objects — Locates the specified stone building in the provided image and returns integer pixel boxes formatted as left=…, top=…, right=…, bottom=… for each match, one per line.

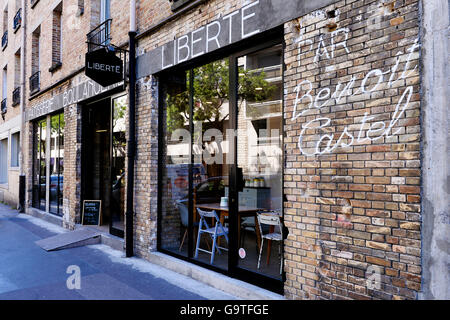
left=0, top=0, right=24, bottom=206
left=0, top=0, right=448, bottom=300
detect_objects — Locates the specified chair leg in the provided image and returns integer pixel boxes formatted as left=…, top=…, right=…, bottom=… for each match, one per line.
left=211, top=233, right=217, bottom=264
left=179, top=229, right=187, bottom=252
left=194, top=227, right=202, bottom=259
left=257, top=238, right=264, bottom=270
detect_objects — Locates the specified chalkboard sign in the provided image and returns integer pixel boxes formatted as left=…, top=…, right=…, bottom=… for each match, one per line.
left=82, top=200, right=102, bottom=226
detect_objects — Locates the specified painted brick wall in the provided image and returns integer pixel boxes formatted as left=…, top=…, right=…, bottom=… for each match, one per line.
left=282, top=0, right=421, bottom=300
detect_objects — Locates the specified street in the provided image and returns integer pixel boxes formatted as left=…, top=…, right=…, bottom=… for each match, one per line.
left=0, top=204, right=236, bottom=300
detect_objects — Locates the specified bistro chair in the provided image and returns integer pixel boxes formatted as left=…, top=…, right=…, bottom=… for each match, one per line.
left=256, top=211, right=283, bottom=274
left=194, top=208, right=229, bottom=265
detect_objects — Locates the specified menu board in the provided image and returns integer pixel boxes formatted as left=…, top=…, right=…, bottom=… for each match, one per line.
left=82, top=200, right=102, bottom=226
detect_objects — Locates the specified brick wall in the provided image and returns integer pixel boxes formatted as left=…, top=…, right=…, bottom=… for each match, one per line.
left=282, top=0, right=421, bottom=300
left=135, top=0, right=423, bottom=300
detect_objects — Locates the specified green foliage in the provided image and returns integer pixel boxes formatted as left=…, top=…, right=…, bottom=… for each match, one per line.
left=166, top=59, right=275, bottom=134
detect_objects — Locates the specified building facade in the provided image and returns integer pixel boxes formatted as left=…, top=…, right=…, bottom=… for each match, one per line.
left=0, top=0, right=448, bottom=300
left=0, top=0, right=24, bottom=207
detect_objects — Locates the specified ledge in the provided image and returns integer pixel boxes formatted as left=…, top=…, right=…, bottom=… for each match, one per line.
left=148, top=251, right=285, bottom=300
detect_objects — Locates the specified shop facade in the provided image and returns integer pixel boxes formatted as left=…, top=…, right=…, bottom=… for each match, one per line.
left=134, top=0, right=428, bottom=299
left=22, top=0, right=130, bottom=238
left=8, top=0, right=448, bottom=300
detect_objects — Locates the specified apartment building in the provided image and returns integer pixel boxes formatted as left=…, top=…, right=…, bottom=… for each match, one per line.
left=22, top=0, right=130, bottom=235
left=0, top=0, right=448, bottom=300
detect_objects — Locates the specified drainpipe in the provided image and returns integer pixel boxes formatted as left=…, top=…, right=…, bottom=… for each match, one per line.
left=126, top=0, right=136, bottom=257
left=18, top=0, right=26, bottom=213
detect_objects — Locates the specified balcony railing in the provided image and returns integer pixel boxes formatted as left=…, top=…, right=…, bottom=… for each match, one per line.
left=86, top=19, right=111, bottom=52
left=12, top=87, right=20, bottom=106
left=13, top=8, right=22, bottom=32
left=2, top=31, right=7, bottom=50
left=31, top=0, right=40, bottom=8
left=30, top=71, right=40, bottom=94
left=1, top=99, right=7, bottom=120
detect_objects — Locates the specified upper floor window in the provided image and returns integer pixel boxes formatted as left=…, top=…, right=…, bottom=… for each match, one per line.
left=100, top=0, right=110, bottom=22
left=50, top=2, right=63, bottom=72
left=170, top=0, right=195, bottom=12
left=2, top=5, right=8, bottom=50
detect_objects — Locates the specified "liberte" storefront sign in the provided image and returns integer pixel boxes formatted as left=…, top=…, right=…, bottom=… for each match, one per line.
left=136, top=0, right=335, bottom=77
left=86, top=48, right=124, bottom=87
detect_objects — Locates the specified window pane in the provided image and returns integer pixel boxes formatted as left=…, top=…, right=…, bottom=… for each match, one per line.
left=111, top=95, right=126, bottom=233
left=237, top=44, right=283, bottom=280
left=49, top=114, right=60, bottom=215
left=191, top=59, right=230, bottom=270
left=161, top=70, right=190, bottom=257
left=11, top=132, right=19, bottom=167
left=33, top=119, right=47, bottom=211
left=0, top=138, right=7, bottom=183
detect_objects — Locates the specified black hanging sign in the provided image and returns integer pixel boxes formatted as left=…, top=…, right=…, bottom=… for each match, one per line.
left=82, top=200, right=102, bottom=226
left=85, top=48, right=123, bottom=87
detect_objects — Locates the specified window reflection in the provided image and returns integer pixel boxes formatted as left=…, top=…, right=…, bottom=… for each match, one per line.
left=237, top=44, right=283, bottom=280
left=160, top=44, right=284, bottom=280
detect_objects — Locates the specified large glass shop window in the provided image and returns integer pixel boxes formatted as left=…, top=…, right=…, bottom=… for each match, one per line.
left=160, top=43, right=284, bottom=281
left=33, top=113, right=64, bottom=216
left=236, top=45, right=283, bottom=280
left=49, top=113, right=65, bottom=216
left=33, top=118, right=47, bottom=211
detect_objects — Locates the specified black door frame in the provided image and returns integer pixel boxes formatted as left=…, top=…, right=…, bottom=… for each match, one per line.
left=157, top=29, right=285, bottom=294
left=81, top=92, right=126, bottom=238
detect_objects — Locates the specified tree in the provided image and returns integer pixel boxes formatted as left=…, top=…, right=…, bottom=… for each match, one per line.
left=166, top=59, right=275, bottom=134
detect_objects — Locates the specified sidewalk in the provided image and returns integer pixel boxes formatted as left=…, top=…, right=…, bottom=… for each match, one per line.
left=0, top=204, right=237, bottom=300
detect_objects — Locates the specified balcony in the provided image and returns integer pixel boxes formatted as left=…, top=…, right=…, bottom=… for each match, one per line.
left=1, top=99, right=6, bottom=120
left=29, top=71, right=40, bottom=94
left=2, top=31, right=7, bottom=50
left=13, top=8, right=22, bottom=32
left=12, top=87, right=20, bottom=107
left=86, top=19, right=111, bottom=52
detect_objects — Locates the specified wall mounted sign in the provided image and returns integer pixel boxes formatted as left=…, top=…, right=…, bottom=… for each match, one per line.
left=26, top=79, right=124, bottom=122
left=82, top=200, right=102, bottom=226
left=86, top=48, right=124, bottom=87
left=136, top=0, right=335, bottom=77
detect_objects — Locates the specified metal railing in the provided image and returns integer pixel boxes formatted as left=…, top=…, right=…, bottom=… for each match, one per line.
left=2, top=31, right=7, bottom=50
left=12, top=87, right=20, bottom=106
left=86, top=19, right=112, bottom=52
left=13, top=8, right=22, bottom=32
left=1, top=99, right=7, bottom=119
left=30, top=71, right=40, bottom=94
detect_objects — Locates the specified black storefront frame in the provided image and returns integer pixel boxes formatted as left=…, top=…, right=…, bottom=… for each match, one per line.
left=80, top=87, right=127, bottom=238
left=32, top=113, right=64, bottom=217
left=157, top=28, right=285, bottom=294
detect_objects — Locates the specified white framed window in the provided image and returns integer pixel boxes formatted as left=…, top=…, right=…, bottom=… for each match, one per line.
left=10, top=131, right=19, bottom=167
left=0, top=138, right=8, bottom=183
left=100, top=0, right=110, bottom=22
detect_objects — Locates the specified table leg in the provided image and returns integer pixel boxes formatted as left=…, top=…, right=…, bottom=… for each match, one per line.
left=254, top=216, right=261, bottom=252
left=219, top=211, right=225, bottom=247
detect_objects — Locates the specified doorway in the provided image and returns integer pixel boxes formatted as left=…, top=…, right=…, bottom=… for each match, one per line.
left=82, top=95, right=127, bottom=238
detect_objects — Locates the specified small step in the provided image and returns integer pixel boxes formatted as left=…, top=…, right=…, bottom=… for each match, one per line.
left=35, top=228, right=101, bottom=251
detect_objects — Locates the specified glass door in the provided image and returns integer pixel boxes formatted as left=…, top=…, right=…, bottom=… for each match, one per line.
left=82, top=95, right=126, bottom=238
left=110, top=95, right=127, bottom=237
left=230, top=43, right=284, bottom=290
